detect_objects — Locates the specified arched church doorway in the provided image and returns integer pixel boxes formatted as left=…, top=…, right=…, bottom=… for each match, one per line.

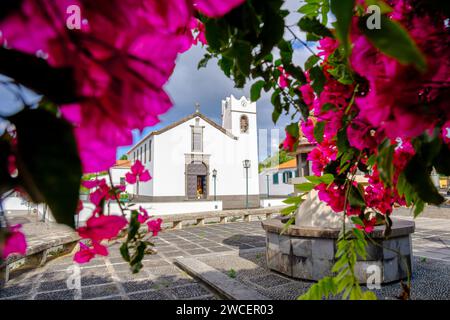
left=186, top=161, right=208, bottom=199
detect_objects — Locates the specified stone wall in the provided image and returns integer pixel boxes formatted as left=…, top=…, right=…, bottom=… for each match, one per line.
left=263, top=218, right=414, bottom=284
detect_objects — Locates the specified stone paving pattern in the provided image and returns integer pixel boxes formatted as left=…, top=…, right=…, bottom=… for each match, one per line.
left=198, top=250, right=450, bottom=300
left=1, top=208, right=450, bottom=300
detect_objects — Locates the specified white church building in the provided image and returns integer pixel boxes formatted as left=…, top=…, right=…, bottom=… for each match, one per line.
left=126, top=95, right=260, bottom=209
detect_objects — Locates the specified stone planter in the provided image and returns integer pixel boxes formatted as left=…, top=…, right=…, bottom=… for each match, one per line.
left=261, top=217, right=415, bottom=284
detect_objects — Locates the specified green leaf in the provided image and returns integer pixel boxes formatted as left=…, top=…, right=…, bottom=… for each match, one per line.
left=120, top=243, right=130, bottom=262
left=0, top=139, right=15, bottom=194
left=321, top=173, right=334, bottom=184
left=314, top=121, right=325, bottom=143
left=286, top=122, right=300, bottom=139
left=260, top=10, right=285, bottom=57
left=433, top=144, right=450, bottom=175
left=304, top=55, right=320, bottom=70
left=358, top=15, right=427, bottom=71
left=298, top=16, right=334, bottom=39
left=280, top=205, right=297, bottom=216
left=295, top=182, right=316, bottom=192
left=233, top=40, right=252, bottom=76
left=377, top=141, right=395, bottom=186
left=404, top=155, right=444, bottom=205
left=330, top=0, right=355, bottom=55
left=283, top=196, right=302, bottom=205
left=250, top=80, right=265, bottom=102
left=11, top=108, right=82, bottom=228
left=309, top=66, right=326, bottom=95
left=198, top=53, right=212, bottom=69
left=348, top=184, right=366, bottom=208
left=298, top=3, right=320, bottom=16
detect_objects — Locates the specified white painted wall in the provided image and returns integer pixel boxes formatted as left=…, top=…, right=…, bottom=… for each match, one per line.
left=77, top=200, right=223, bottom=224
left=127, top=95, right=259, bottom=200
left=259, top=168, right=296, bottom=197
left=260, top=198, right=287, bottom=208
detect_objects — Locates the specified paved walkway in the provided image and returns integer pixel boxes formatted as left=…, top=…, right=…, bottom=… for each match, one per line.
left=1, top=208, right=450, bottom=300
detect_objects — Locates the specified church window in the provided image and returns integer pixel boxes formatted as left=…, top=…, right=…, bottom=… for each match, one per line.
left=144, top=144, right=147, bottom=163
left=192, top=126, right=203, bottom=152
left=149, top=140, right=152, bottom=162
left=273, top=173, right=279, bottom=185
left=240, top=115, right=249, bottom=133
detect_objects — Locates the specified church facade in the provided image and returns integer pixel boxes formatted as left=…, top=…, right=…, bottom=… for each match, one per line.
left=126, top=95, right=260, bottom=209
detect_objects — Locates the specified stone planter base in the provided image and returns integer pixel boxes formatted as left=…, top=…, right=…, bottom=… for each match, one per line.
left=261, top=218, right=415, bottom=284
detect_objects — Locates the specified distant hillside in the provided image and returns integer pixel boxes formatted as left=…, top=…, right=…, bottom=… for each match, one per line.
left=259, top=150, right=294, bottom=173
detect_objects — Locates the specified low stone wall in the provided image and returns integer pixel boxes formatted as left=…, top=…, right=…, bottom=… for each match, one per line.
left=261, top=218, right=415, bottom=284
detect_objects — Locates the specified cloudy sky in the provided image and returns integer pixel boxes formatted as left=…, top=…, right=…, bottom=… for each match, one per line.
left=118, top=0, right=317, bottom=161
left=0, top=0, right=320, bottom=163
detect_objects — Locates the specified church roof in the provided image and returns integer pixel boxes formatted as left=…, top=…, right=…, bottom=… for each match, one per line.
left=127, top=111, right=237, bottom=154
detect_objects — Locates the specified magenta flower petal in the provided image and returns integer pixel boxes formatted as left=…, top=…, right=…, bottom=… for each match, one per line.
left=78, top=215, right=128, bottom=241
left=194, top=0, right=245, bottom=17
left=74, top=242, right=95, bottom=264
left=125, top=172, right=137, bottom=184
left=2, top=225, right=27, bottom=259
left=139, top=171, right=152, bottom=183
left=131, top=160, right=145, bottom=175
left=147, top=218, right=163, bottom=237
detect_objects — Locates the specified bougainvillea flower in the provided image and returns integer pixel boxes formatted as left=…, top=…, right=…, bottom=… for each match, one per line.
left=74, top=241, right=109, bottom=264
left=442, top=121, right=450, bottom=144
left=346, top=119, right=377, bottom=151
left=299, top=84, right=315, bottom=107
left=137, top=207, right=150, bottom=224
left=350, top=14, right=449, bottom=140
left=0, top=0, right=246, bottom=173
left=1, top=225, right=27, bottom=259
left=190, top=18, right=208, bottom=46
left=147, top=218, right=163, bottom=237
left=78, top=215, right=127, bottom=241
left=74, top=242, right=96, bottom=264
left=125, top=160, right=151, bottom=184
left=282, top=131, right=297, bottom=152
left=356, top=217, right=377, bottom=233
left=277, top=66, right=290, bottom=89
left=194, top=0, right=245, bottom=17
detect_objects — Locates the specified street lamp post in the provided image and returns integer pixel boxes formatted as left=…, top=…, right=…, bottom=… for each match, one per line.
left=243, top=160, right=251, bottom=209
left=266, top=174, right=270, bottom=199
left=212, top=169, right=217, bottom=201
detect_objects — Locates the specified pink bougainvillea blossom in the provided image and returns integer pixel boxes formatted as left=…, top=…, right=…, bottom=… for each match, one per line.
left=138, top=207, right=150, bottom=224
left=1, top=225, right=27, bottom=259
left=78, top=215, right=127, bottom=242
left=299, top=84, right=315, bottom=107
left=317, top=37, right=339, bottom=60
left=125, top=160, right=151, bottom=184
left=277, top=66, right=290, bottom=89
left=74, top=242, right=96, bottom=264
left=356, top=217, right=377, bottom=233
left=194, top=0, right=245, bottom=17
left=74, top=241, right=108, bottom=264
left=346, top=119, right=377, bottom=151
left=0, top=0, right=245, bottom=173
left=282, top=131, right=297, bottom=152
left=350, top=13, right=450, bottom=140
left=190, top=18, right=207, bottom=46
left=442, top=121, right=450, bottom=144
left=147, top=218, right=163, bottom=237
